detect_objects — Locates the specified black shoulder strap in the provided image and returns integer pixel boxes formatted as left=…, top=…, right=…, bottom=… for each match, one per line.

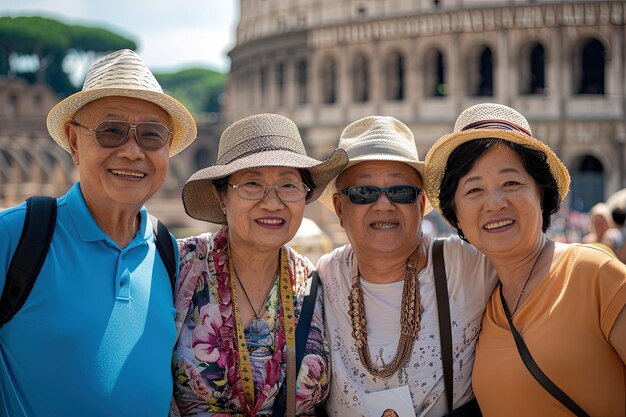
left=0, top=196, right=57, bottom=330
left=296, top=270, right=320, bottom=370
left=272, top=270, right=321, bottom=416
left=432, top=238, right=454, bottom=413
left=499, top=287, right=590, bottom=417
left=150, top=215, right=176, bottom=295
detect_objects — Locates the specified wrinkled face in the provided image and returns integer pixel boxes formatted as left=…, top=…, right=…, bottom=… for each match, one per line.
left=222, top=167, right=306, bottom=254
left=453, top=144, right=544, bottom=258
left=66, top=96, right=172, bottom=213
left=333, top=160, right=425, bottom=259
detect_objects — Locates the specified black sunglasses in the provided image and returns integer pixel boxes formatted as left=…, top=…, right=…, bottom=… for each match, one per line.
left=73, top=120, right=171, bottom=150
left=340, top=185, right=420, bottom=205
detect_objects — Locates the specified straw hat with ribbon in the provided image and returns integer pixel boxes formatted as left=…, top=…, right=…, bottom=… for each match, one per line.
left=47, top=49, right=197, bottom=157
left=424, top=103, right=570, bottom=218
left=318, top=115, right=430, bottom=213
left=182, top=113, right=348, bottom=224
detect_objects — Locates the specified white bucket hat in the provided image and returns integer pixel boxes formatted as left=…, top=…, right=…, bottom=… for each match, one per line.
left=182, top=113, right=348, bottom=224
left=46, top=49, right=197, bottom=157
left=319, top=115, right=430, bottom=213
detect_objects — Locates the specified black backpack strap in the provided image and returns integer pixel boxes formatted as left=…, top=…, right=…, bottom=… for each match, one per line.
left=432, top=238, right=454, bottom=413
left=0, top=196, right=57, bottom=330
left=149, top=215, right=176, bottom=295
left=273, top=270, right=321, bottom=416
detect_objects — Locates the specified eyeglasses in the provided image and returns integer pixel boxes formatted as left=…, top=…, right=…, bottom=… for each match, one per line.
left=229, top=180, right=310, bottom=202
left=340, top=185, right=420, bottom=204
left=72, top=120, right=171, bottom=150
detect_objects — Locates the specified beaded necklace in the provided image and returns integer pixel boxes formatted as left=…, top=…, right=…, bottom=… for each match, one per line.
left=348, top=249, right=424, bottom=379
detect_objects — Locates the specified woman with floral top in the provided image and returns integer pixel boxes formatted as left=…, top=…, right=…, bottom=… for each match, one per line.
left=171, top=113, right=348, bottom=416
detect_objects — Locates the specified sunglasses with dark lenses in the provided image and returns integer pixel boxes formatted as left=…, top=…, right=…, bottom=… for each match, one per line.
left=73, top=120, right=171, bottom=150
left=340, top=185, right=420, bottom=204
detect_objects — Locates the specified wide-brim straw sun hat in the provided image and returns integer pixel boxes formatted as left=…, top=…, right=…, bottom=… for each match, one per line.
left=424, top=102, right=570, bottom=217
left=46, top=49, right=197, bottom=157
left=319, top=115, right=431, bottom=213
left=182, top=113, right=349, bottom=223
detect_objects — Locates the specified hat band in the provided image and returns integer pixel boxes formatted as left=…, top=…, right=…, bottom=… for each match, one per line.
left=460, top=119, right=531, bottom=136
left=346, top=141, right=418, bottom=161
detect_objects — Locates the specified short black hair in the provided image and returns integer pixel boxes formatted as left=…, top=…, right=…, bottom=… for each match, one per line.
left=611, top=207, right=626, bottom=226
left=439, top=138, right=560, bottom=241
left=213, top=175, right=230, bottom=194
left=212, top=168, right=315, bottom=200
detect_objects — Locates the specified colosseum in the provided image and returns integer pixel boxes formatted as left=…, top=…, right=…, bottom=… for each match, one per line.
left=1, top=1, right=624, bottom=242
left=227, top=0, right=626, bottom=238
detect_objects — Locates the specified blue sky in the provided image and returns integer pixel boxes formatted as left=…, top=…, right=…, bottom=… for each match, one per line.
left=0, top=0, right=237, bottom=74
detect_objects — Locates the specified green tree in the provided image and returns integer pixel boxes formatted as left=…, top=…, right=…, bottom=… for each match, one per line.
left=0, top=16, right=136, bottom=97
left=155, top=68, right=227, bottom=114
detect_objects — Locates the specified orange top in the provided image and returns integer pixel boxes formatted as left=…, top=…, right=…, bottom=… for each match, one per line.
left=473, top=244, right=626, bottom=417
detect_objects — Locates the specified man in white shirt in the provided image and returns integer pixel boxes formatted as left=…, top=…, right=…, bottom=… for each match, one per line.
left=317, top=116, right=497, bottom=417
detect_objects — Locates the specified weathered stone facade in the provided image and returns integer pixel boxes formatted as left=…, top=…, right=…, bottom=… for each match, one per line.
left=227, top=0, right=626, bottom=238
left=0, top=77, right=222, bottom=232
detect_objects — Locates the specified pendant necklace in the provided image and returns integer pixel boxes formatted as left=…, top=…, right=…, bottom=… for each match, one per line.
left=512, top=240, right=547, bottom=315
left=232, top=264, right=277, bottom=337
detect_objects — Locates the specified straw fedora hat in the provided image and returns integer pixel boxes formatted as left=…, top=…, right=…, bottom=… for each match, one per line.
left=318, top=115, right=430, bottom=213
left=182, top=113, right=348, bottom=223
left=46, top=49, right=197, bottom=157
left=424, top=102, right=570, bottom=216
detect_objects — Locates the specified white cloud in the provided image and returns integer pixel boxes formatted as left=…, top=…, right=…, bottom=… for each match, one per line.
left=141, top=28, right=234, bottom=72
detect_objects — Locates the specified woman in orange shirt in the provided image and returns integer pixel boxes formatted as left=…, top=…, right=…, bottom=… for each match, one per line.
left=424, top=103, right=626, bottom=416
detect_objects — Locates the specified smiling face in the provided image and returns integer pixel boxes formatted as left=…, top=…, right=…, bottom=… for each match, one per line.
left=66, top=96, right=172, bottom=214
left=333, top=160, right=426, bottom=261
left=453, top=143, right=544, bottom=258
left=222, top=167, right=306, bottom=255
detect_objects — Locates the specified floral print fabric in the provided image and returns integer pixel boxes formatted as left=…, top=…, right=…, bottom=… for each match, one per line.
left=172, top=226, right=330, bottom=416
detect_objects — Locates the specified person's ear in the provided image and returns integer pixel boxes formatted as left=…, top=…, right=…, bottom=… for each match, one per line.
left=66, top=123, right=80, bottom=166
left=333, top=192, right=345, bottom=228
left=418, top=191, right=427, bottom=217
left=217, top=194, right=227, bottom=215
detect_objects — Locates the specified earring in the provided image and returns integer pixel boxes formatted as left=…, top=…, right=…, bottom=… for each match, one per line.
left=221, top=206, right=226, bottom=214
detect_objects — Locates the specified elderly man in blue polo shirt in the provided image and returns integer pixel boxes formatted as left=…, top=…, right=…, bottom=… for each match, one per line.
left=0, top=49, right=196, bottom=417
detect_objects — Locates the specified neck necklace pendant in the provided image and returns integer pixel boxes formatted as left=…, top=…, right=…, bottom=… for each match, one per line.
left=512, top=240, right=547, bottom=315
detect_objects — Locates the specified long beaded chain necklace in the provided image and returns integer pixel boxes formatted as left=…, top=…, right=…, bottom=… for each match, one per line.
left=511, top=240, right=547, bottom=315
left=348, top=249, right=424, bottom=379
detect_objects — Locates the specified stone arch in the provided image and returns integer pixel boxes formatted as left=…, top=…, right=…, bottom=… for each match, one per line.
left=467, top=44, right=494, bottom=97
left=1, top=141, right=30, bottom=180
left=423, top=47, right=446, bottom=97
left=575, top=38, right=606, bottom=95
left=351, top=52, right=370, bottom=102
left=295, top=58, right=308, bottom=105
left=569, top=153, right=606, bottom=211
left=519, top=41, right=546, bottom=95
left=320, top=55, right=338, bottom=104
left=275, top=61, right=286, bottom=106
left=385, top=50, right=405, bottom=101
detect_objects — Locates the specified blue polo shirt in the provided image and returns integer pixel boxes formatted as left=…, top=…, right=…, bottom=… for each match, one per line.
left=0, top=183, right=177, bottom=417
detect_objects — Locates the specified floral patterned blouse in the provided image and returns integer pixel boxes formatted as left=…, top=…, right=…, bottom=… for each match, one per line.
left=172, top=226, right=330, bottom=416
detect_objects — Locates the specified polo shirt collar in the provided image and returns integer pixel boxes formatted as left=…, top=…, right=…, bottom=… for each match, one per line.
left=67, top=182, right=152, bottom=245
